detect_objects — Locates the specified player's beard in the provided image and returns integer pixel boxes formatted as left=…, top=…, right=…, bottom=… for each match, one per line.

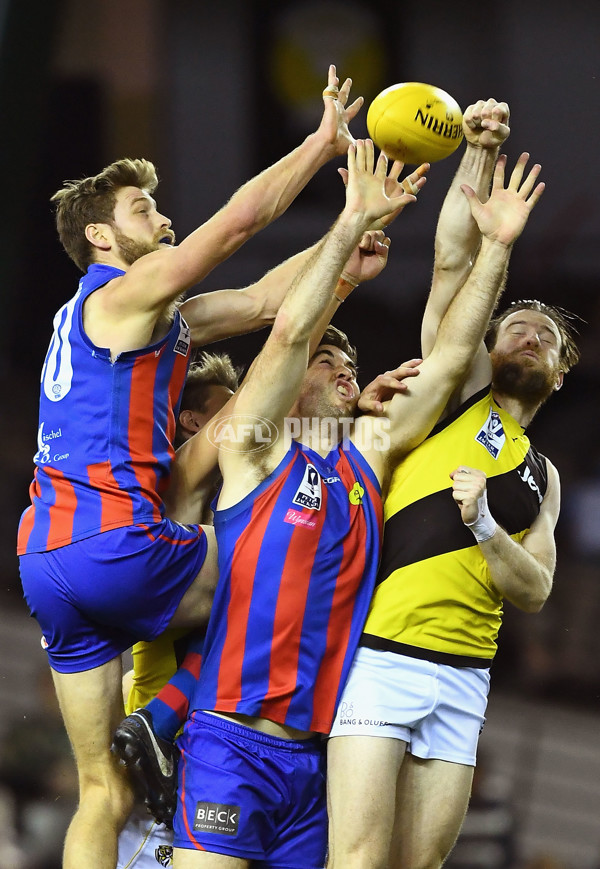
left=492, top=357, right=559, bottom=406
left=113, top=227, right=161, bottom=265
left=288, top=391, right=353, bottom=451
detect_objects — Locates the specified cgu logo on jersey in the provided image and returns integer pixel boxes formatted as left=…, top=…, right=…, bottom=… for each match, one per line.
left=475, top=409, right=506, bottom=459
left=518, top=464, right=543, bottom=504
left=292, top=464, right=322, bottom=510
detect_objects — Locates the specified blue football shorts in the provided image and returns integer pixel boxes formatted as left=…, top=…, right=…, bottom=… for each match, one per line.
left=19, top=519, right=208, bottom=673
left=173, top=710, right=327, bottom=869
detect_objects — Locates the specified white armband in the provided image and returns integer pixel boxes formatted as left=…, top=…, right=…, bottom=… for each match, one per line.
left=465, top=488, right=498, bottom=543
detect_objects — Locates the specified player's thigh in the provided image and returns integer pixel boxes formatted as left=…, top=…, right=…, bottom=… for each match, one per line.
left=170, top=525, right=219, bottom=628
left=51, top=655, right=125, bottom=774
left=391, top=755, right=474, bottom=869
left=173, top=848, right=249, bottom=868
left=327, top=735, right=408, bottom=866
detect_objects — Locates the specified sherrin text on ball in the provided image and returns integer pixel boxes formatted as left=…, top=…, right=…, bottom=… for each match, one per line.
left=367, top=82, right=464, bottom=165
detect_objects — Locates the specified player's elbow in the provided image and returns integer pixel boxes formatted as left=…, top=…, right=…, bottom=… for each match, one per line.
left=432, top=345, right=473, bottom=388
left=520, top=596, right=546, bottom=614
left=227, top=197, right=272, bottom=241
left=433, top=242, right=473, bottom=276
left=238, top=285, right=274, bottom=330
left=512, top=579, right=552, bottom=614
left=271, top=308, right=308, bottom=347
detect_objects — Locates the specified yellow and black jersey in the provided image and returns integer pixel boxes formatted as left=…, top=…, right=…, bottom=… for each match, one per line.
left=126, top=628, right=192, bottom=715
left=361, top=387, right=548, bottom=666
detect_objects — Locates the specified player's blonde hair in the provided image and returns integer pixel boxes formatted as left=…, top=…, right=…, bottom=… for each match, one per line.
left=174, top=353, right=242, bottom=448
left=182, top=352, right=241, bottom=406
left=50, top=158, right=159, bottom=272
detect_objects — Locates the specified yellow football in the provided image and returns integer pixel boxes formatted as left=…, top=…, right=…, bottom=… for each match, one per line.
left=367, top=82, right=464, bottom=165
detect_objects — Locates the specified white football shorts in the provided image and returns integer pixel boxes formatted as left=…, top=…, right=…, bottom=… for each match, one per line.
left=329, top=645, right=491, bottom=765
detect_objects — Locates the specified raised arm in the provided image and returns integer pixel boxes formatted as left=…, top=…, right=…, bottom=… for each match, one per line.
left=172, top=219, right=413, bottom=516
left=357, top=152, right=545, bottom=480
left=180, top=242, right=322, bottom=347
left=421, top=99, right=510, bottom=356
left=216, top=141, right=420, bottom=502
left=116, top=66, right=364, bottom=317
left=181, top=156, right=428, bottom=349
left=232, top=144, right=414, bottom=423
left=450, top=462, right=559, bottom=611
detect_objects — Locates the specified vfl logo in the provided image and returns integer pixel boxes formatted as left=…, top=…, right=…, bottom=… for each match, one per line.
left=518, top=465, right=543, bottom=504
left=292, top=464, right=322, bottom=510
left=173, top=317, right=191, bottom=357
left=194, top=802, right=240, bottom=836
left=475, top=410, right=506, bottom=459
left=154, top=845, right=173, bottom=866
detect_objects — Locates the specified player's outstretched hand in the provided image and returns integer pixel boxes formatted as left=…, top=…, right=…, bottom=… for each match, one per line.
left=460, top=152, right=545, bottom=247
left=344, top=140, right=426, bottom=228
left=463, top=99, right=510, bottom=149
left=358, top=359, right=422, bottom=414
left=338, top=159, right=429, bottom=231
left=317, top=64, right=364, bottom=155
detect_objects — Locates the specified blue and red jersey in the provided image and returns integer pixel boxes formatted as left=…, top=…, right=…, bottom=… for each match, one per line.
left=191, top=439, right=383, bottom=734
left=17, top=264, right=191, bottom=555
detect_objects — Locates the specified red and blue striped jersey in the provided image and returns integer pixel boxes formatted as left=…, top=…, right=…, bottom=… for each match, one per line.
left=191, top=439, right=383, bottom=734
left=17, top=264, right=191, bottom=555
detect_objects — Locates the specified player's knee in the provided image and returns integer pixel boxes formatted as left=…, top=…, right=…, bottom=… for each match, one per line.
left=78, top=771, right=135, bottom=827
left=329, top=854, right=387, bottom=869
left=403, top=841, right=453, bottom=869
left=328, top=835, right=388, bottom=869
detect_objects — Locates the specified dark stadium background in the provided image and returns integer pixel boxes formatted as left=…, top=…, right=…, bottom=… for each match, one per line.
left=1, top=2, right=600, bottom=866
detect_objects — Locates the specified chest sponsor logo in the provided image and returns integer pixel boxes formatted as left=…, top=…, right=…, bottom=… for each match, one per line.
left=292, top=463, right=322, bottom=510
left=475, top=409, right=505, bottom=459
left=34, top=422, right=70, bottom=465
left=284, top=508, right=317, bottom=529
left=518, top=465, right=543, bottom=504
left=173, top=319, right=191, bottom=356
left=193, top=801, right=240, bottom=836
